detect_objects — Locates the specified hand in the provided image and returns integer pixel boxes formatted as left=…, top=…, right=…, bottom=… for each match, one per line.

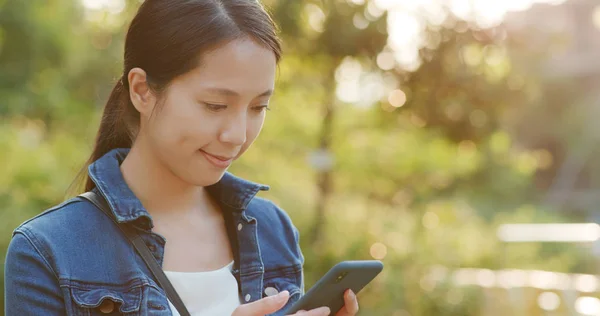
left=335, top=289, right=359, bottom=316
left=231, top=290, right=331, bottom=316
left=298, top=289, right=359, bottom=316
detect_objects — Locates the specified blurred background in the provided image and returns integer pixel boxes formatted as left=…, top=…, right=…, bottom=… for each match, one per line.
left=2, top=0, right=600, bottom=315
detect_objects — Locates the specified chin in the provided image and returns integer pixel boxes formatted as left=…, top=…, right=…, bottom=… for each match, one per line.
left=186, top=170, right=226, bottom=187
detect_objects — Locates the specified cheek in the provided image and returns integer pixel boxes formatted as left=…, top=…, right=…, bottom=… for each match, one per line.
left=248, top=113, right=266, bottom=140
left=238, top=115, right=265, bottom=155
left=150, top=99, right=216, bottom=147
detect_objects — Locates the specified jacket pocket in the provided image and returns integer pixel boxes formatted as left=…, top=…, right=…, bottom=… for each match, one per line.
left=263, top=265, right=303, bottom=316
left=61, top=279, right=148, bottom=316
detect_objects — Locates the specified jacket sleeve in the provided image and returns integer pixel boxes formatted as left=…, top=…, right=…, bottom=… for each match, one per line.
left=292, top=224, right=306, bottom=295
left=4, top=230, right=65, bottom=315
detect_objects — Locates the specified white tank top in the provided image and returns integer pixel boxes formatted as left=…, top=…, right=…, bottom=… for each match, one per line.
left=164, top=261, right=241, bottom=315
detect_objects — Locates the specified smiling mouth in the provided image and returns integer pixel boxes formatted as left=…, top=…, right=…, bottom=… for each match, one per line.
left=199, top=150, right=235, bottom=168
left=208, top=153, right=234, bottom=160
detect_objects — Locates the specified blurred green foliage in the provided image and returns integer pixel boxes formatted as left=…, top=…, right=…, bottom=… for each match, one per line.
left=1, top=0, right=598, bottom=315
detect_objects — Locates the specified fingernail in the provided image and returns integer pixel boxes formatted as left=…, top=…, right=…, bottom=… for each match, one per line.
left=349, top=289, right=355, bottom=299
left=277, top=290, right=289, bottom=300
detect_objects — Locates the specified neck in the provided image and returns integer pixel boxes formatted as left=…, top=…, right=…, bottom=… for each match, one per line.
left=120, top=142, right=209, bottom=217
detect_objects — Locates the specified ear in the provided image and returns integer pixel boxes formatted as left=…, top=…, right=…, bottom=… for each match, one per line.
left=127, top=68, right=157, bottom=117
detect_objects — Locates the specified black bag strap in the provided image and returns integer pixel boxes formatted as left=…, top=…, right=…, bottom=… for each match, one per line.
left=79, top=191, right=191, bottom=316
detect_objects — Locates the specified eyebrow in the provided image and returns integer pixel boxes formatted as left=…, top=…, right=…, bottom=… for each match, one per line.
left=205, top=87, right=274, bottom=98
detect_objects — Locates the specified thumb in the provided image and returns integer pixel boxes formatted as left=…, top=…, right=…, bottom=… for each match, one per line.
left=232, top=291, right=290, bottom=316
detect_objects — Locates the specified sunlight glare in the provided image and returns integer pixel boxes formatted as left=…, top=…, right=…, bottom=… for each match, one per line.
left=384, top=0, right=574, bottom=72
left=473, top=1, right=507, bottom=28
left=81, top=0, right=125, bottom=14
left=593, top=6, right=600, bottom=30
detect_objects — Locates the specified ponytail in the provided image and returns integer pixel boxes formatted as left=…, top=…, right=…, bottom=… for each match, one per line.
left=73, top=77, right=139, bottom=193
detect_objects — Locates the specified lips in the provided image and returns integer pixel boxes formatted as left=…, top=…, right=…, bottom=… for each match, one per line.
left=208, top=153, right=234, bottom=160
left=199, top=150, right=234, bottom=168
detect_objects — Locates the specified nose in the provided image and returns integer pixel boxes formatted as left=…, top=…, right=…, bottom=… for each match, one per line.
left=219, top=112, right=247, bottom=146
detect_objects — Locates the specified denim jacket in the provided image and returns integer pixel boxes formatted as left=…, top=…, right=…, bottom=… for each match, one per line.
left=4, top=148, right=305, bottom=315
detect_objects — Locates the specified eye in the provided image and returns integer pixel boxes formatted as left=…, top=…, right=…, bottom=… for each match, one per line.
left=204, top=103, right=227, bottom=111
left=252, top=105, right=271, bottom=112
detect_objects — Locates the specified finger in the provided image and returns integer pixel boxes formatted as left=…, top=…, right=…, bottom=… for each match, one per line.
left=346, top=289, right=359, bottom=314
left=291, top=306, right=331, bottom=316
left=233, top=290, right=290, bottom=316
left=336, top=290, right=359, bottom=316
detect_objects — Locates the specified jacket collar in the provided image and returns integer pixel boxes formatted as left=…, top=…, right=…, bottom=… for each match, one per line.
left=88, top=148, right=269, bottom=227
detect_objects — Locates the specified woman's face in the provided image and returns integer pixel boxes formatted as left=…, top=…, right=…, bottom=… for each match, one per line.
left=141, top=38, right=277, bottom=186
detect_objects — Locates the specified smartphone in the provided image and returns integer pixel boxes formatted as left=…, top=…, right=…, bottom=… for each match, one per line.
left=283, top=260, right=384, bottom=314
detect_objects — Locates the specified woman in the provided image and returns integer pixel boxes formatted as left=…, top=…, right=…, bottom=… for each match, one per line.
left=4, top=1, right=360, bottom=315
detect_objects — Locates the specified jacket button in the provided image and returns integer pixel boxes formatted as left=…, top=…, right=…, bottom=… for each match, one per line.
left=237, top=223, right=243, bottom=231
left=264, top=287, right=279, bottom=297
left=99, top=300, right=115, bottom=313
left=244, top=294, right=251, bottom=302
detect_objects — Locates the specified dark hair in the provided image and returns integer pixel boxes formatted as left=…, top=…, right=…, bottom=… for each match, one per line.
left=78, top=0, right=281, bottom=192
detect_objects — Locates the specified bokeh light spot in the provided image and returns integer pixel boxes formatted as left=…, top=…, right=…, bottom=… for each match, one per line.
left=388, top=89, right=407, bottom=108
left=370, top=242, right=388, bottom=260
left=537, top=292, right=560, bottom=311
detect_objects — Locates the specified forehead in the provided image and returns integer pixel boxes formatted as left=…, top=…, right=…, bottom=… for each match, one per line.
left=176, top=38, right=277, bottom=95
